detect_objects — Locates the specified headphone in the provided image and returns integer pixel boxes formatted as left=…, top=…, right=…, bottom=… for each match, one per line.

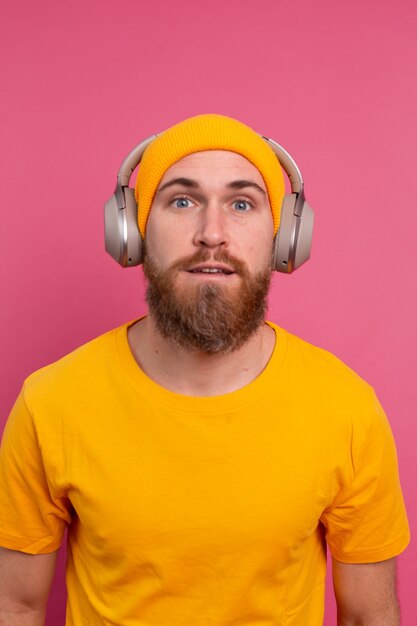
left=104, top=133, right=314, bottom=273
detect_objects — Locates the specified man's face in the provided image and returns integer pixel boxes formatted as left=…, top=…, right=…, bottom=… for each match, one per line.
left=143, top=150, right=275, bottom=353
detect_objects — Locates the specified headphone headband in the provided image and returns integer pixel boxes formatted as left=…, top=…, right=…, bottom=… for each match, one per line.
left=117, top=134, right=157, bottom=187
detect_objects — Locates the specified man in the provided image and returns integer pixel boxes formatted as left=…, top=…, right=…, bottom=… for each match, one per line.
left=0, top=114, right=410, bottom=625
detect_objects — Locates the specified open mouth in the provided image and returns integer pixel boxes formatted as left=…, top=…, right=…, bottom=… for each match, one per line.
left=188, top=267, right=234, bottom=275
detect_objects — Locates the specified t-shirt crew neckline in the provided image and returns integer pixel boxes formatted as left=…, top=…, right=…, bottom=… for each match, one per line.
left=114, top=318, right=289, bottom=414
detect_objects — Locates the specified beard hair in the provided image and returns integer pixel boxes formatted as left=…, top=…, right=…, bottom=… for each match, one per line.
left=142, top=245, right=272, bottom=354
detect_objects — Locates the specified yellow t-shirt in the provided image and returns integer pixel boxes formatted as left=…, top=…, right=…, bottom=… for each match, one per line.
left=0, top=320, right=410, bottom=625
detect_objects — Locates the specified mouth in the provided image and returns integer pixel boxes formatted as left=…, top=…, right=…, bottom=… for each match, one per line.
left=186, top=264, right=235, bottom=276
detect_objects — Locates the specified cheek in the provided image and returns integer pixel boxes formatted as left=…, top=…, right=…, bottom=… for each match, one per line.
left=145, top=215, right=188, bottom=269
left=246, top=224, right=275, bottom=265
left=145, top=209, right=169, bottom=247
left=247, top=243, right=273, bottom=269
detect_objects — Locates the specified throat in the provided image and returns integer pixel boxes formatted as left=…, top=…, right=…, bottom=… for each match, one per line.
left=128, top=318, right=276, bottom=397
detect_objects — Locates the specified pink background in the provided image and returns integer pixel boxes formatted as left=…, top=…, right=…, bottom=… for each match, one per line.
left=1, top=0, right=416, bottom=623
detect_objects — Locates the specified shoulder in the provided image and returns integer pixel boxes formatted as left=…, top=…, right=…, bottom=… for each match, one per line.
left=269, top=320, right=372, bottom=387
left=22, top=321, right=133, bottom=408
left=267, top=321, right=381, bottom=426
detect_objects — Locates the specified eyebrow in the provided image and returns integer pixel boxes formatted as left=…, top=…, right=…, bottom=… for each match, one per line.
left=156, top=177, right=266, bottom=196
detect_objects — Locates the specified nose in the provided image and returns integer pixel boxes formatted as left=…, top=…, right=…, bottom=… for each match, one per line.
left=193, top=202, right=228, bottom=249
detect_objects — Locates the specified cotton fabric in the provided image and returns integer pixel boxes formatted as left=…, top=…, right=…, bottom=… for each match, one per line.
left=0, top=320, right=409, bottom=625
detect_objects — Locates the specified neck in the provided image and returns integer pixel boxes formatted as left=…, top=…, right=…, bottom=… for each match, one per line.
left=127, top=314, right=276, bottom=397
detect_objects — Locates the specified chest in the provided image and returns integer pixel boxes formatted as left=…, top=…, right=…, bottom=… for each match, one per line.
left=52, top=399, right=344, bottom=562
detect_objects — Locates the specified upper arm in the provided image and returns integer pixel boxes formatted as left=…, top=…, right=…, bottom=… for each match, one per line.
left=321, top=392, right=409, bottom=565
left=0, top=546, right=58, bottom=614
left=332, top=556, right=399, bottom=625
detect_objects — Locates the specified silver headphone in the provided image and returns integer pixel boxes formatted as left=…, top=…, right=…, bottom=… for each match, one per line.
left=104, top=133, right=314, bottom=273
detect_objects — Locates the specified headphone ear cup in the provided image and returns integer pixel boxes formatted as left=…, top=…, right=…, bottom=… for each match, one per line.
left=273, top=194, right=297, bottom=273
left=272, top=195, right=314, bottom=273
left=104, top=188, right=143, bottom=267
left=293, top=200, right=314, bottom=271
left=104, top=193, right=122, bottom=265
left=124, top=188, right=143, bottom=266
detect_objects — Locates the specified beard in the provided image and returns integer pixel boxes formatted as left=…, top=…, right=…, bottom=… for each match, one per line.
left=142, top=245, right=272, bottom=354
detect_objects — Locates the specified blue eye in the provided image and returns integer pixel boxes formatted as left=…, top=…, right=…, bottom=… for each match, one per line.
left=173, top=197, right=192, bottom=208
left=233, top=200, right=252, bottom=211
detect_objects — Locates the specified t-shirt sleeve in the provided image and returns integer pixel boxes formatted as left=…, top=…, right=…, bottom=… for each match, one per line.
left=0, top=388, right=71, bottom=554
left=320, top=390, right=410, bottom=563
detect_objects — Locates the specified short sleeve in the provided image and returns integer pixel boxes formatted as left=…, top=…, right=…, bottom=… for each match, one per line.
left=0, top=388, right=71, bottom=554
left=321, top=391, right=410, bottom=563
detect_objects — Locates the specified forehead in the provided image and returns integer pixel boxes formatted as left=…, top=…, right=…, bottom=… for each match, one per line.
left=157, top=150, right=266, bottom=189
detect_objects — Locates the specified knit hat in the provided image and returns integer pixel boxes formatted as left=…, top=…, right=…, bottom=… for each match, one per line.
left=135, top=113, right=285, bottom=237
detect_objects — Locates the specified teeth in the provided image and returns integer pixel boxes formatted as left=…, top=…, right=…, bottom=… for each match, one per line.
left=190, top=267, right=233, bottom=274
left=192, top=268, right=232, bottom=274
left=201, top=268, right=222, bottom=273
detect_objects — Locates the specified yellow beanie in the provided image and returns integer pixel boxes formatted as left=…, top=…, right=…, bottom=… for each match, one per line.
left=135, top=113, right=285, bottom=237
